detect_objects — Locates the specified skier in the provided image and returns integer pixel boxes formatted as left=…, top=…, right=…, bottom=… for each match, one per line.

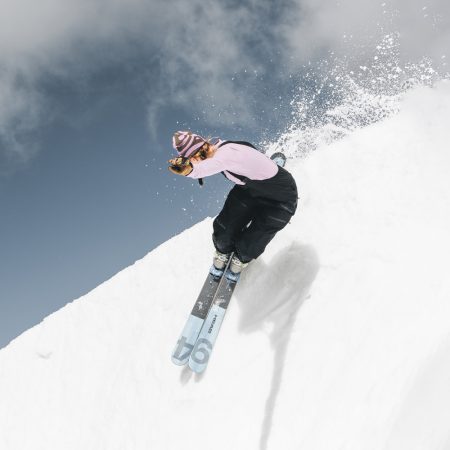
left=168, top=130, right=298, bottom=276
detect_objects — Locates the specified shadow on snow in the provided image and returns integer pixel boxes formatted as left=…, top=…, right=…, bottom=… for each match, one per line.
left=236, top=242, right=320, bottom=450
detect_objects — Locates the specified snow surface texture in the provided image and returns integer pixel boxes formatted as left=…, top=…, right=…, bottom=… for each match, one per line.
left=1, top=81, right=450, bottom=449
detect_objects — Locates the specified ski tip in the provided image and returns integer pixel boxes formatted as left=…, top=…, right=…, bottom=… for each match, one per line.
left=188, top=360, right=207, bottom=374
left=171, top=356, right=189, bottom=366
left=270, top=152, right=287, bottom=167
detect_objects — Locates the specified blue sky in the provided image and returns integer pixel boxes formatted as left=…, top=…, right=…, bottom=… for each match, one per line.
left=1, top=0, right=448, bottom=348
left=0, top=2, right=295, bottom=348
left=0, top=65, right=250, bottom=348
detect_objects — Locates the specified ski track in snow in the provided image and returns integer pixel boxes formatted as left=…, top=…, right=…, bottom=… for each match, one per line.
left=1, top=81, right=450, bottom=449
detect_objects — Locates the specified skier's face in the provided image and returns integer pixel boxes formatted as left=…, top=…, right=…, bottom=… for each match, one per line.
left=190, top=144, right=214, bottom=163
left=190, top=153, right=203, bottom=163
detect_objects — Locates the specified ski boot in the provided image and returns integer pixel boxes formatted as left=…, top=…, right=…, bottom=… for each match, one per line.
left=227, top=255, right=248, bottom=281
left=210, top=250, right=230, bottom=278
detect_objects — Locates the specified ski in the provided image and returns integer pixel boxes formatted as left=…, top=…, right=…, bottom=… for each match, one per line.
left=171, top=262, right=228, bottom=366
left=270, top=152, right=287, bottom=168
left=188, top=268, right=241, bottom=373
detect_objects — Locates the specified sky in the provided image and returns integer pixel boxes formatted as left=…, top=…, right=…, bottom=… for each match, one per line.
left=1, top=0, right=449, bottom=348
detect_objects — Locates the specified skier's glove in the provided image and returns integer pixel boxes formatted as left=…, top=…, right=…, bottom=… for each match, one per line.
left=168, top=157, right=193, bottom=176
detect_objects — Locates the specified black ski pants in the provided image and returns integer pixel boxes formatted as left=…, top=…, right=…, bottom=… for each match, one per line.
left=212, top=172, right=298, bottom=263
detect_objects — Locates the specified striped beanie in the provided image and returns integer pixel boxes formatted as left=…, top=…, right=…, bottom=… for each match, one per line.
left=172, top=131, right=207, bottom=158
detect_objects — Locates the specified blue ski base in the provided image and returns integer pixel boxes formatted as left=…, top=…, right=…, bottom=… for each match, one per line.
left=188, top=269, right=240, bottom=373
left=171, top=266, right=225, bottom=366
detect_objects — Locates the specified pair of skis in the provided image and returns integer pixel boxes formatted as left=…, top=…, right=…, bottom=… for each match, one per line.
left=171, top=254, right=241, bottom=373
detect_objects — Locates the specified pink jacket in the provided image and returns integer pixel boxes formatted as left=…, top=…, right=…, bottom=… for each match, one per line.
left=187, top=140, right=278, bottom=185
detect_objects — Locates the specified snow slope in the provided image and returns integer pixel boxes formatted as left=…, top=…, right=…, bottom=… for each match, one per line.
left=1, top=81, right=450, bottom=450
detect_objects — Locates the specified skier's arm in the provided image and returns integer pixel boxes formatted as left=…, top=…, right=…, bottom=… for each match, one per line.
left=186, top=156, right=226, bottom=179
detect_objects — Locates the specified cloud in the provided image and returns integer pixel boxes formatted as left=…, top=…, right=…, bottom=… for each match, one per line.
left=281, top=0, right=450, bottom=66
left=0, top=0, right=448, bottom=165
left=145, top=0, right=294, bottom=134
left=0, top=0, right=289, bottom=162
left=0, top=0, right=149, bottom=161
left=0, top=69, right=43, bottom=163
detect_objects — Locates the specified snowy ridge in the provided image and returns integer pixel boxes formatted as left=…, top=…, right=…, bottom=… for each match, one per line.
left=1, top=81, right=450, bottom=449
